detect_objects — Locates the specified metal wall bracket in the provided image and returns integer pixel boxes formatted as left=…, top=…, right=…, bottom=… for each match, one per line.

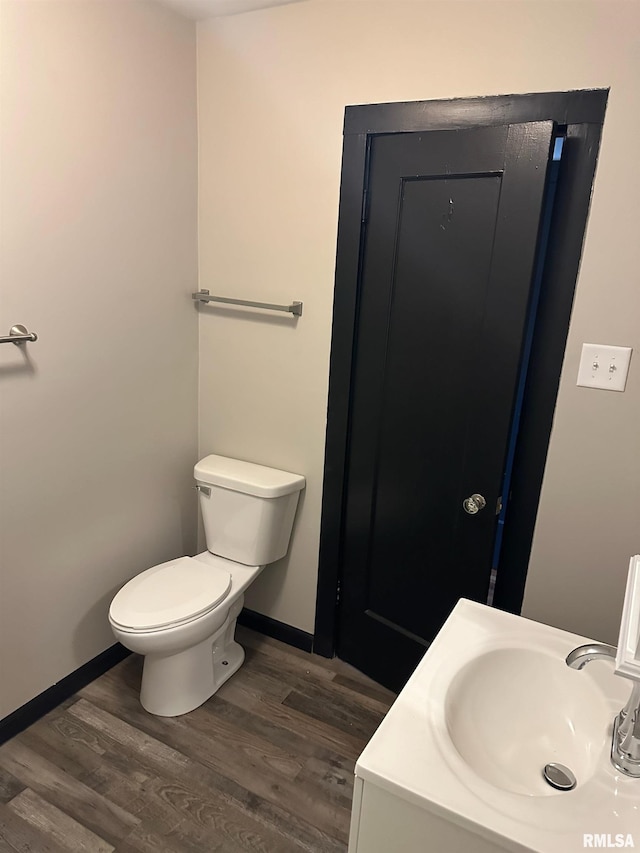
left=0, top=324, right=38, bottom=345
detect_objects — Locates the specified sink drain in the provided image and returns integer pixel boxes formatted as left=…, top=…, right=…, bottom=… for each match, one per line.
left=543, top=763, right=577, bottom=791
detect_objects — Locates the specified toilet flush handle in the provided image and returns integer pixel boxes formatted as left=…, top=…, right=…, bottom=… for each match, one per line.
left=194, top=485, right=211, bottom=497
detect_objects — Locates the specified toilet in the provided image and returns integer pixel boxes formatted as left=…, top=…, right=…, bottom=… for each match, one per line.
left=109, top=454, right=305, bottom=717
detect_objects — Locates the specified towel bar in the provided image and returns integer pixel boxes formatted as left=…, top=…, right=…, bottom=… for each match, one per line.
left=192, top=290, right=303, bottom=317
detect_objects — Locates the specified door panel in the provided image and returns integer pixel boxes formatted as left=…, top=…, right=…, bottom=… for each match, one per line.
left=367, top=174, right=501, bottom=636
left=338, top=122, right=555, bottom=690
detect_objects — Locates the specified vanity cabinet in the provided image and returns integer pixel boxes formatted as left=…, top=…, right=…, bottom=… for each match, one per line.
left=348, top=776, right=508, bottom=853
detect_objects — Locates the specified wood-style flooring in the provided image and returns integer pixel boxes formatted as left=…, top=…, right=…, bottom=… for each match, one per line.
left=0, top=627, right=395, bottom=852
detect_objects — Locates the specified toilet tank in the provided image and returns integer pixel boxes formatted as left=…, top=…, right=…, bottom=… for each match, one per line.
left=194, top=455, right=305, bottom=566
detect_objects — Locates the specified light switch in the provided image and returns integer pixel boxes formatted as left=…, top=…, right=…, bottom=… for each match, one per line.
left=576, top=343, right=633, bottom=392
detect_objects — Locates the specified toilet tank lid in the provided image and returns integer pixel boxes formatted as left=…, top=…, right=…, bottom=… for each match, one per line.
left=194, top=454, right=305, bottom=498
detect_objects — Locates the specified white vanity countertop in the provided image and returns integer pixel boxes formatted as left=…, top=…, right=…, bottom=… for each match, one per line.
left=355, top=600, right=639, bottom=853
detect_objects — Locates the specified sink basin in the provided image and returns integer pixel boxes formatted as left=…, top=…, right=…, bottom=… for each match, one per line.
left=352, top=600, right=639, bottom=853
left=445, top=647, right=611, bottom=796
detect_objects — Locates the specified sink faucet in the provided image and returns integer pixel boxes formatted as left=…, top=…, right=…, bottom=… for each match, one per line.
left=567, top=643, right=640, bottom=778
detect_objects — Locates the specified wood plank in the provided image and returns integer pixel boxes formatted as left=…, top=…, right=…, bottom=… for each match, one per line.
left=61, top=702, right=246, bottom=844
left=215, top=667, right=290, bottom=705
left=236, top=629, right=336, bottom=682
left=17, top=720, right=103, bottom=780
left=242, top=646, right=392, bottom=717
left=62, top=704, right=277, bottom=851
left=125, top=778, right=272, bottom=853
left=76, top=685, right=305, bottom=794
left=114, top=820, right=230, bottom=853
left=216, top=664, right=294, bottom=703
left=283, top=681, right=386, bottom=743
left=217, top=680, right=366, bottom=762
left=68, top=699, right=196, bottom=779
left=201, top=694, right=355, bottom=773
left=20, top=692, right=338, bottom=852
left=236, top=627, right=396, bottom=701
left=2, top=628, right=394, bottom=853
left=210, top=685, right=363, bottom=769
left=17, top=715, right=181, bottom=837
left=8, top=788, right=115, bottom=853
left=68, top=700, right=338, bottom=852
left=100, top=657, right=142, bottom=697
left=331, top=673, right=396, bottom=706
left=296, top=755, right=354, bottom=809
left=76, top=684, right=352, bottom=845
left=177, top=702, right=305, bottom=782
left=0, top=740, right=139, bottom=846
left=0, top=801, right=70, bottom=853
left=0, top=768, right=24, bottom=806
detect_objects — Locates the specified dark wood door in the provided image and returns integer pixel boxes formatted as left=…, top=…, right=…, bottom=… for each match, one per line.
left=337, top=121, right=555, bottom=690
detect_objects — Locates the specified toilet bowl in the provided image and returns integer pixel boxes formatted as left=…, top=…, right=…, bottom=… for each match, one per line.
left=109, top=455, right=304, bottom=717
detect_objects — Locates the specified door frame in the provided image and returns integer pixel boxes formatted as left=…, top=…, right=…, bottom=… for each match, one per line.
left=314, top=89, right=608, bottom=658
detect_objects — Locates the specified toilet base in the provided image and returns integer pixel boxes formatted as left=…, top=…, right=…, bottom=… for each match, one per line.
left=139, top=596, right=245, bottom=717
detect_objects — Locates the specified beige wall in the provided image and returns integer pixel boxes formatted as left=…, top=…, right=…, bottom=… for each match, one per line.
left=197, top=0, right=640, bottom=641
left=0, top=1, right=198, bottom=717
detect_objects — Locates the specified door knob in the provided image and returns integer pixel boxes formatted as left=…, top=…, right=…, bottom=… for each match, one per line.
left=463, top=493, right=486, bottom=515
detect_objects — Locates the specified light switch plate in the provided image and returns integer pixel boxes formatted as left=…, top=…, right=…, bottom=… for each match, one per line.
left=576, top=343, right=633, bottom=391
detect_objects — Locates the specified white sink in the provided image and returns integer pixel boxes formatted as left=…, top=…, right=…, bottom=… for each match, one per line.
left=445, top=646, right=612, bottom=796
left=351, top=600, right=639, bottom=853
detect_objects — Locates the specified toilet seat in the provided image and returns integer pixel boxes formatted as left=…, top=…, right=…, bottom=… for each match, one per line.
left=109, top=556, right=232, bottom=633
